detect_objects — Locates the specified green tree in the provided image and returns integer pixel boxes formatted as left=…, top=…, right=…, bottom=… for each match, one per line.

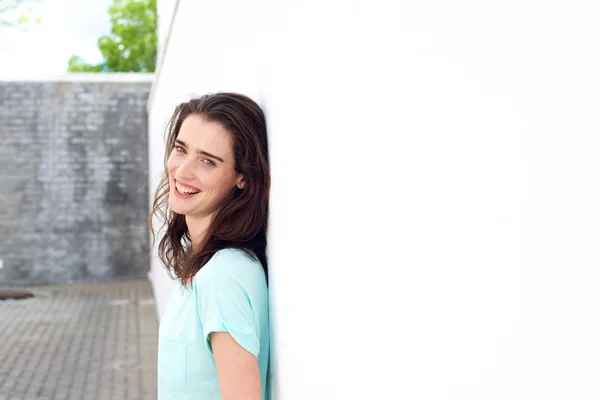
left=67, top=0, right=157, bottom=73
left=0, top=0, right=43, bottom=28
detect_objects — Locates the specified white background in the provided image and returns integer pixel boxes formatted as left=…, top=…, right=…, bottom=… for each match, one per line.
left=148, top=0, right=600, bottom=398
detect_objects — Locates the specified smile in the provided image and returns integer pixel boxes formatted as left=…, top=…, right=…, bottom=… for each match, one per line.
left=174, top=179, right=201, bottom=196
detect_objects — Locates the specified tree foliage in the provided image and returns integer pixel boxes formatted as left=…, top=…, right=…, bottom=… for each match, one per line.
left=0, top=0, right=43, bottom=28
left=67, top=0, right=157, bottom=73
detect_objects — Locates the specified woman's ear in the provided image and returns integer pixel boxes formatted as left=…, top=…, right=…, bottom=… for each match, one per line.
left=236, top=175, right=246, bottom=190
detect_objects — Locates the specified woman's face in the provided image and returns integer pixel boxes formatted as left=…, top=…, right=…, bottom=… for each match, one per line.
left=167, top=114, right=244, bottom=219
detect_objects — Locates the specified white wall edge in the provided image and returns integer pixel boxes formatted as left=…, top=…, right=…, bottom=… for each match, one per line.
left=147, top=0, right=181, bottom=113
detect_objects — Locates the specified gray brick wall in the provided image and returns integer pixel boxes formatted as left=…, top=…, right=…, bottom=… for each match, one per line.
left=0, top=79, right=152, bottom=284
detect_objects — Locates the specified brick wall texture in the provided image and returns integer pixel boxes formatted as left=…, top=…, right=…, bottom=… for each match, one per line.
left=0, top=80, right=151, bottom=284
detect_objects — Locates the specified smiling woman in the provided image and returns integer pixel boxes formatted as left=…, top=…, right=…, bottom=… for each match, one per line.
left=150, top=93, right=270, bottom=400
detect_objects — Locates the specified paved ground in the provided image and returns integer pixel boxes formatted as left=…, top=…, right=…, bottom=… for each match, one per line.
left=0, top=279, right=158, bottom=400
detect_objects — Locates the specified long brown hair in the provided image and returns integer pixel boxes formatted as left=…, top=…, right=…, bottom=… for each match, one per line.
left=149, top=93, right=270, bottom=290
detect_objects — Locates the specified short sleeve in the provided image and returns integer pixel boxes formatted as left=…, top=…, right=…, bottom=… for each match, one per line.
left=195, top=251, right=261, bottom=358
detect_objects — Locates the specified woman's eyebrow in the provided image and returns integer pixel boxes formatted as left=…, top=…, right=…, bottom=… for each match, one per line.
left=198, top=150, right=224, bottom=163
left=175, top=139, right=225, bottom=163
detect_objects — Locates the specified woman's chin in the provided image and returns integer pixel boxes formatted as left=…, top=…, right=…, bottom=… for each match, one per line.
left=168, top=197, right=188, bottom=216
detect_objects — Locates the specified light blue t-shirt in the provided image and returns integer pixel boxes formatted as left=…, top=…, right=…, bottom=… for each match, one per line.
left=158, top=248, right=270, bottom=400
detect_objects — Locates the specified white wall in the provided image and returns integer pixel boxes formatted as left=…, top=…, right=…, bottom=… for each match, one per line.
left=156, top=0, right=177, bottom=65
left=148, top=0, right=600, bottom=399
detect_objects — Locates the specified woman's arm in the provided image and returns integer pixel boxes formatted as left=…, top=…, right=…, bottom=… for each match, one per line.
left=211, top=331, right=262, bottom=400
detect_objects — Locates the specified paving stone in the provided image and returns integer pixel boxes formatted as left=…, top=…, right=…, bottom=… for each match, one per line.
left=0, top=279, right=158, bottom=399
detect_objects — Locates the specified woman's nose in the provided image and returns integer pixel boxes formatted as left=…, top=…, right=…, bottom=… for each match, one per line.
left=176, top=158, right=195, bottom=180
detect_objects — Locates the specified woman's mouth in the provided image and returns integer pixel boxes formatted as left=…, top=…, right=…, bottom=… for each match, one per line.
left=174, top=179, right=201, bottom=197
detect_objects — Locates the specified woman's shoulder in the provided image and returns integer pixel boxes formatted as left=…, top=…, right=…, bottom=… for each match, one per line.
left=196, top=247, right=265, bottom=285
left=209, top=247, right=262, bottom=269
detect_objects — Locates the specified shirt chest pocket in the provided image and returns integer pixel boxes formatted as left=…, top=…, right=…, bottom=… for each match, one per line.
left=158, top=337, right=188, bottom=389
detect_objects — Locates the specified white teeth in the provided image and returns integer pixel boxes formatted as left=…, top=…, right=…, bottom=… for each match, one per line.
left=175, top=182, right=200, bottom=194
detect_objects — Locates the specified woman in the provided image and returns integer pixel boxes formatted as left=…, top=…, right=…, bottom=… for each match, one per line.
left=150, top=93, right=270, bottom=400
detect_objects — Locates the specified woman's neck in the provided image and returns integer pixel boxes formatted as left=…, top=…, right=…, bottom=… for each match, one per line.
left=182, top=214, right=212, bottom=286
left=186, top=213, right=212, bottom=250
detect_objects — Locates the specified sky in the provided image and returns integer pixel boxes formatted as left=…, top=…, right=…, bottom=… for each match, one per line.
left=0, top=0, right=112, bottom=77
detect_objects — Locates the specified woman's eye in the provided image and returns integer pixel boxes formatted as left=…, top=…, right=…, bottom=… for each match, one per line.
left=203, top=159, right=216, bottom=167
left=174, top=146, right=185, bottom=153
